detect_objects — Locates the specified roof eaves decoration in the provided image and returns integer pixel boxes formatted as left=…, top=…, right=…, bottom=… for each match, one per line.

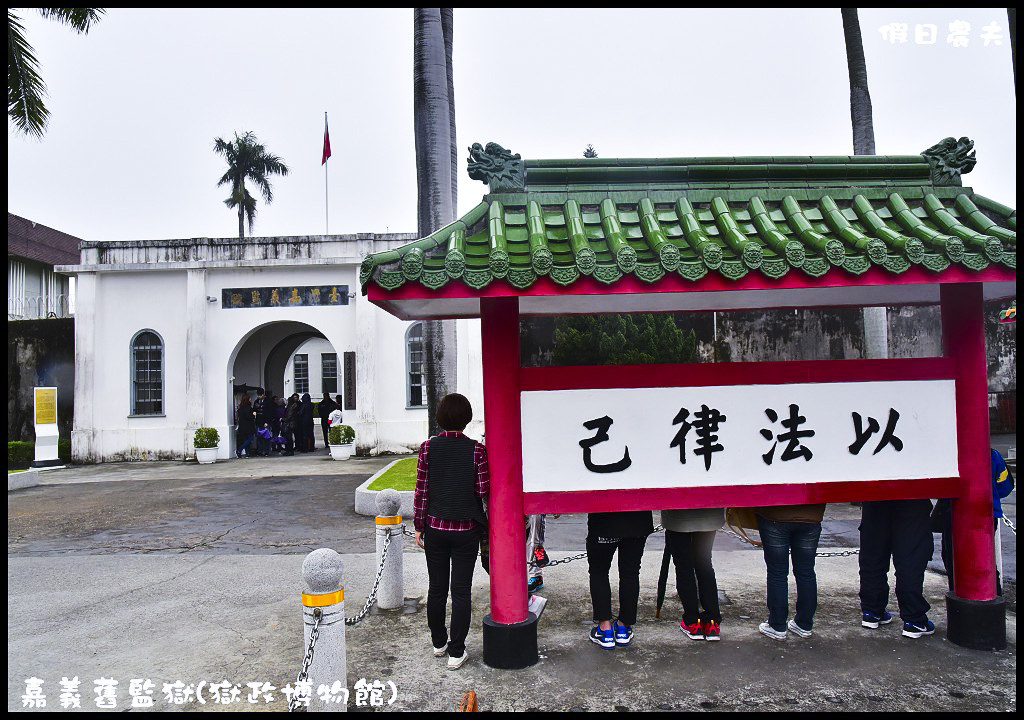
left=360, top=138, right=1016, bottom=299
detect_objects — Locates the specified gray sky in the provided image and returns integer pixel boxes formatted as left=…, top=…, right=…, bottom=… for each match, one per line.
left=6, top=8, right=1016, bottom=243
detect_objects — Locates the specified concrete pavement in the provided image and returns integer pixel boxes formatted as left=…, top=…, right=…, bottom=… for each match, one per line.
left=8, top=450, right=1017, bottom=712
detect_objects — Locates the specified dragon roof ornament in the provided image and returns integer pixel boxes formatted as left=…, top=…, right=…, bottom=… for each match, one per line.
left=921, top=136, right=977, bottom=187
left=467, top=142, right=525, bottom=192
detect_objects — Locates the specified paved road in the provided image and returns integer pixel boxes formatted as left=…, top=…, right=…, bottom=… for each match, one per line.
left=7, top=451, right=1016, bottom=712
left=10, top=454, right=1013, bottom=607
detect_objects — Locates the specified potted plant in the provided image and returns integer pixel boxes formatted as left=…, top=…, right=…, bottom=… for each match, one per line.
left=328, top=424, right=355, bottom=460
left=194, top=427, right=220, bottom=464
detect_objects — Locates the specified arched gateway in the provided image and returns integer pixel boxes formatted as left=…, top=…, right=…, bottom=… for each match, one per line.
left=360, top=139, right=1016, bottom=666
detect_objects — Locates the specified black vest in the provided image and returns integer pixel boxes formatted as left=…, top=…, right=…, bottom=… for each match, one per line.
left=426, top=435, right=487, bottom=527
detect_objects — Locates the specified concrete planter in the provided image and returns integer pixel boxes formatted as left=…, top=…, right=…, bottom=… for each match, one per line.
left=354, top=459, right=416, bottom=517
left=329, top=443, right=354, bottom=460
left=195, top=446, right=219, bottom=464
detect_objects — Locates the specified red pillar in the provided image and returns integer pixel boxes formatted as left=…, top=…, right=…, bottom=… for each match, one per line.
left=940, top=282, right=997, bottom=601
left=480, top=296, right=528, bottom=624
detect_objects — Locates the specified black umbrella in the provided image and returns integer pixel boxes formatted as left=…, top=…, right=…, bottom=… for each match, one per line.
left=655, top=543, right=672, bottom=618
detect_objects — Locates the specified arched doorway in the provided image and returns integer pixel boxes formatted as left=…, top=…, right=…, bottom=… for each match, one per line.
left=227, top=321, right=341, bottom=454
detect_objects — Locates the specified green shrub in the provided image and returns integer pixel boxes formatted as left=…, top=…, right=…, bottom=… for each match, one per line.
left=58, top=438, right=71, bottom=461
left=329, top=424, right=355, bottom=445
left=194, top=427, right=220, bottom=449
left=8, top=441, right=34, bottom=468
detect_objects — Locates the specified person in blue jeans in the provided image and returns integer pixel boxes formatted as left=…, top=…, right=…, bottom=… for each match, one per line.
left=755, top=503, right=826, bottom=640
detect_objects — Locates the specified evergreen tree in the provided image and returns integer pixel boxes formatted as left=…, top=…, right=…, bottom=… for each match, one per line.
left=553, top=313, right=697, bottom=366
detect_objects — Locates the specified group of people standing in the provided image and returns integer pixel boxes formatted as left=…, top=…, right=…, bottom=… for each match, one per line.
left=411, top=392, right=1013, bottom=670
left=235, top=388, right=344, bottom=458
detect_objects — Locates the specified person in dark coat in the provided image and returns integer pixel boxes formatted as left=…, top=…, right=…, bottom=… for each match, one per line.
left=252, top=388, right=268, bottom=456
left=318, top=394, right=337, bottom=448
left=586, top=509, right=654, bottom=649
left=235, top=394, right=256, bottom=458
left=298, top=393, right=315, bottom=452
left=282, top=394, right=300, bottom=456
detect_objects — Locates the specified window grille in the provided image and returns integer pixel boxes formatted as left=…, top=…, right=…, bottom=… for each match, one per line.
left=131, top=330, right=163, bottom=415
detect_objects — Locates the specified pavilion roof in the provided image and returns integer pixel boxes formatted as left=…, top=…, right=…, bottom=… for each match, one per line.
left=361, top=139, right=1015, bottom=319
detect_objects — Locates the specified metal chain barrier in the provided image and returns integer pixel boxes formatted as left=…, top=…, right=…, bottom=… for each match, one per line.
left=288, top=607, right=322, bottom=713
left=1001, top=515, right=1016, bottom=535
left=719, top=525, right=859, bottom=556
left=346, top=529, right=392, bottom=626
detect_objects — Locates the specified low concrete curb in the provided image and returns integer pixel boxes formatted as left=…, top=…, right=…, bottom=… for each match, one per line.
left=354, top=459, right=415, bottom=517
left=8, top=470, right=41, bottom=491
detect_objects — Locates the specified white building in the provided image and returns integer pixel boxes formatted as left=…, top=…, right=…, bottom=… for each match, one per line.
left=56, top=233, right=483, bottom=462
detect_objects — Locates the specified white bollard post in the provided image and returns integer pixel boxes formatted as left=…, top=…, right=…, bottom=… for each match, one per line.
left=302, top=548, right=347, bottom=712
left=374, top=489, right=405, bottom=611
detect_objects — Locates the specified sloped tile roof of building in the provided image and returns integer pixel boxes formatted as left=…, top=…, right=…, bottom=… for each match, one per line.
left=360, top=139, right=1015, bottom=298
left=8, top=213, right=83, bottom=266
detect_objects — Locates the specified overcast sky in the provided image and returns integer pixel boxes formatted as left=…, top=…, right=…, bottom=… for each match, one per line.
left=6, top=8, right=1016, bottom=244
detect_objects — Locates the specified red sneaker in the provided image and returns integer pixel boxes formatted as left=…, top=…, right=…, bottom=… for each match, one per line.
left=533, top=546, right=550, bottom=568
left=701, top=620, right=721, bottom=641
left=679, top=620, right=704, bottom=640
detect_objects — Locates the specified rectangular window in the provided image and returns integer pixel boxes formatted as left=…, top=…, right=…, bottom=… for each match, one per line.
left=408, top=325, right=425, bottom=407
left=321, top=353, right=338, bottom=396
left=294, top=354, right=309, bottom=395
left=132, top=331, right=163, bottom=415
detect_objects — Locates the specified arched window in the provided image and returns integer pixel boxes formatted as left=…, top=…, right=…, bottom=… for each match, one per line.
left=406, top=322, right=425, bottom=408
left=131, top=330, right=164, bottom=415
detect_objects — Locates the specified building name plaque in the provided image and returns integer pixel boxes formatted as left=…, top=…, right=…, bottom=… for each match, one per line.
left=221, top=286, right=350, bottom=309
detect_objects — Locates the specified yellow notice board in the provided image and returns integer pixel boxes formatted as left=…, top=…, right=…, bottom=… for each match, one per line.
left=35, top=387, right=58, bottom=425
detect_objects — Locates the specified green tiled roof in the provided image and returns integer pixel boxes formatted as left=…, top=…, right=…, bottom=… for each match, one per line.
left=360, top=140, right=1015, bottom=294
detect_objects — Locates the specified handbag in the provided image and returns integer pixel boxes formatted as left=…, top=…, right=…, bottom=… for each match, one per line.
left=725, top=507, right=762, bottom=548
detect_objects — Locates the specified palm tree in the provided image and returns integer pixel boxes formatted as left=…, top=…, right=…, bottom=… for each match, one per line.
left=841, top=8, right=887, bottom=359
left=213, top=131, right=289, bottom=239
left=8, top=7, right=105, bottom=138
left=414, top=8, right=458, bottom=436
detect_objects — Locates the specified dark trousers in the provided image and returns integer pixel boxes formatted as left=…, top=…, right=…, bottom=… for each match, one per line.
left=665, top=529, right=721, bottom=624
left=759, top=518, right=821, bottom=632
left=586, top=534, right=647, bottom=627
left=859, top=499, right=933, bottom=623
left=236, top=432, right=254, bottom=456
left=321, top=419, right=331, bottom=448
left=424, top=526, right=480, bottom=658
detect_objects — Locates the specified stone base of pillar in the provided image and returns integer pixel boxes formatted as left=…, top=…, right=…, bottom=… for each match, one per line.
left=945, top=592, right=1006, bottom=650
left=482, top=612, right=538, bottom=669
left=29, top=459, right=64, bottom=468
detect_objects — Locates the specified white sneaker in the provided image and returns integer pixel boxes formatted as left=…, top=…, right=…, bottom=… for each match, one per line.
left=447, top=651, right=468, bottom=670
left=433, top=643, right=447, bottom=657
left=787, top=619, right=813, bottom=638
left=758, top=622, right=787, bottom=641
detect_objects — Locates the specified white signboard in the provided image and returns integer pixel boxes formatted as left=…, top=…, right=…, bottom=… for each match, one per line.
left=521, top=380, right=958, bottom=493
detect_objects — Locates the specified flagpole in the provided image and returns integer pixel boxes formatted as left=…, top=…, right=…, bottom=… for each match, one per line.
left=324, top=111, right=329, bottom=235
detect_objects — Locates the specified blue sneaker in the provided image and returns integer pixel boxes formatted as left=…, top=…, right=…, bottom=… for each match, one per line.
left=861, top=610, right=894, bottom=629
left=613, top=622, right=633, bottom=646
left=902, top=619, right=936, bottom=638
left=527, top=576, right=544, bottom=594
left=589, top=625, right=615, bottom=649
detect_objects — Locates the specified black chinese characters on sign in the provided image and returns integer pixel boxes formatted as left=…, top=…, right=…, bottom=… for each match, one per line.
left=577, top=405, right=905, bottom=474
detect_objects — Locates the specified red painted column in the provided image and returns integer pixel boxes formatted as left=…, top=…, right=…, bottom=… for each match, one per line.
left=940, top=282, right=996, bottom=601
left=480, top=296, right=528, bottom=624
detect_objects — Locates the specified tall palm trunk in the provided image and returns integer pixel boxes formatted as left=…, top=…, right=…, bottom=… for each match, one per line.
left=842, top=8, right=887, bottom=358
left=414, top=8, right=458, bottom=436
